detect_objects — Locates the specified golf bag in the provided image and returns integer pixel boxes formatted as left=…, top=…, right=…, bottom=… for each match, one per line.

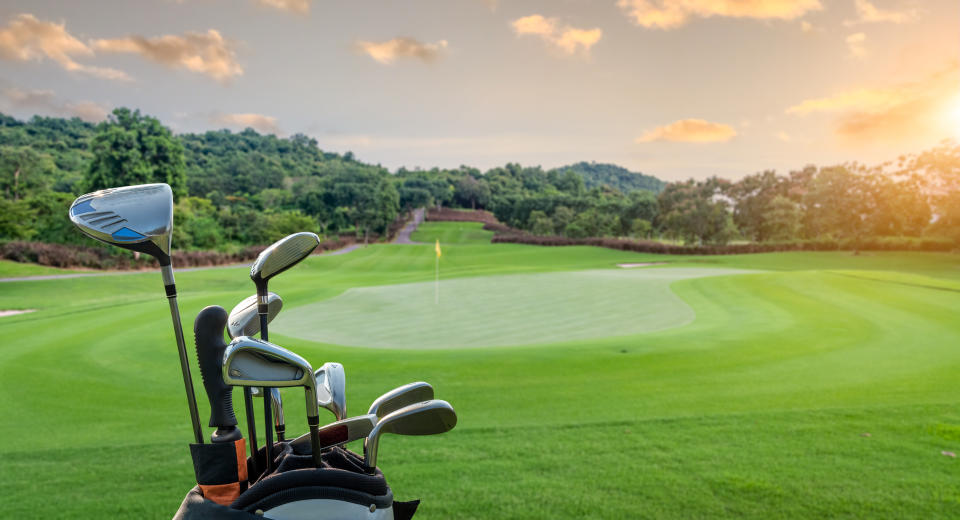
left=175, top=442, right=420, bottom=519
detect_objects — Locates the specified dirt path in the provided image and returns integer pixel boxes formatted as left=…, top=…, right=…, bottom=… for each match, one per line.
left=393, top=208, right=425, bottom=244
left=0, top=243, right=366, bottom=283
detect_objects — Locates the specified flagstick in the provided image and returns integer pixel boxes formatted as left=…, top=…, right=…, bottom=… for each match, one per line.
left=435, top=253, right=439, bottom=305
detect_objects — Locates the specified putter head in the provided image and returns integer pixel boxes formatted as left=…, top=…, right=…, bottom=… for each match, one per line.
left=291, top=413, right=378, bottom=451
left=250, top=232, right=320, bottom=288
left=364, top=399, right=457, bottom=471
left=68, top=184, right=174, bottom=264
left=315, top=362, right=346, bottom=421
left=228, top=293, right=283, bottom=339
left=222, top=336, right=317, bottom=417
left=368, top=382, right=434, bottom=418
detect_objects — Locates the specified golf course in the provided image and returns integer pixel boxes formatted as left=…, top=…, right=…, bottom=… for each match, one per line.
left=1, top=221, right=958, bottom=518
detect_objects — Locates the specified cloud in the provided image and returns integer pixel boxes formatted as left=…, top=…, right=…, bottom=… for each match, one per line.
left=0, top=14, right=130, bottom=80
left=785, top=65, right=959, bottom=143
left=2, top=87, right=108, bottom=122
left=635, top=119, right=738, bottom=143
left=93, top=29, right=242, bottom=82
left=257, top=0, right=312, bottom=14
left=801, top=20, right=814, bottom=32
left=846, top=32, right=867, bottom=58
left=355, top=37, right=448, bottom=65
left=776, top=131, right=792, bottom=142
left=511, top=15, right=602, bottom=55
left=210, top=112, right=280, bottom=134
left=617, top=0, right=822, bottom=29
left=845, top=0, right=918, bottom=26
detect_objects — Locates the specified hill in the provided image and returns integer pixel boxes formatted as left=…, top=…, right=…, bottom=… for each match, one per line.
left=551, top=161, right=665, bottom=193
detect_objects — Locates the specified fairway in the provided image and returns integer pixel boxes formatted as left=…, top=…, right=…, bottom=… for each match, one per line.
left=274, top=267, right=759, bottom=348
left=1, top=222, right=959, bottom=519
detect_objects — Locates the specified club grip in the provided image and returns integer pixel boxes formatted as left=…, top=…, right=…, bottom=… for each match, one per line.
left=194, top=305, right=238, bottom=431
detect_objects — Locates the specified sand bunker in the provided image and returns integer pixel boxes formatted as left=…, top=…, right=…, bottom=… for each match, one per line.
left=0, top=309, right=36, bottom=317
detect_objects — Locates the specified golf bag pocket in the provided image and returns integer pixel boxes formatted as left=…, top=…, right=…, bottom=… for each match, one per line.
left=232, top=467, right=395, bottom=518
left=190, top=439, right=248, bottom=505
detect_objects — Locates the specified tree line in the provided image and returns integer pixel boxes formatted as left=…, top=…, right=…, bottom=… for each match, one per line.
left=1, top=108, right=958, bottom=253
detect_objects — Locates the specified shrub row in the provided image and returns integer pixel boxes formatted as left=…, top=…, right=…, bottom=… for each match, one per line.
left=490, top=233, right=957, bottom=255
left=426, top=208, right=500, bottom=224
left=0, top=237, right=356, bottom=270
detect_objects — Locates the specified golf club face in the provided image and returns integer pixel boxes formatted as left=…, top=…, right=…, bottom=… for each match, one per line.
left=368, top=382, right=434, bottom=418
left=227, top=293, right=283, bottom=339
left=69, top=183, right=174, bottom=263
left=314, top=362, right=346, bottom=421
left=365, top=400, right=457, bottom=470
left=250, top=232, right=320, bottom=286
left=223, top=336, right=313, bottom=395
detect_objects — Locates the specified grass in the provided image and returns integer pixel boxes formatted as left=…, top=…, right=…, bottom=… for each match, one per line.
left=1, top=222, right=959, bottom=518
left=0, top=259, right=80, bottom=278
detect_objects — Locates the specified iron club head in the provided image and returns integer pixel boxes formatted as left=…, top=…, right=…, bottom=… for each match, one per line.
left=367, top=382, right=434, bottom=419
left=363, top=399, right=457, bottom=472
left=315, top=362, right=346, bottom=421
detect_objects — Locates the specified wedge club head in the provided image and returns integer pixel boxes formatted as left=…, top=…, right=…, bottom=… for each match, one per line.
left=315, top=362, right=346, bottom=421
left=364, top=399, right=457, bottom=472
left=368, top=382, right=434, bottom=419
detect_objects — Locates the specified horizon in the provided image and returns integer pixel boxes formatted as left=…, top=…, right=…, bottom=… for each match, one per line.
left=0, top=1, right=957, bottom=181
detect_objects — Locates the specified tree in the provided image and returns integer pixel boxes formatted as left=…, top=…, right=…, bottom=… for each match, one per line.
left=657, top=178, right=737, bottom=245
left=0, top=146, right=54, bottom=200
left=86, top=108, right=187, bottom=198
left=762, top=196, right=801, bottom=241
left=454, top=175, right=491, bottom=209
left=529, top=210, right=555, bottom=236
left=0, top=198, right=36, bottom=240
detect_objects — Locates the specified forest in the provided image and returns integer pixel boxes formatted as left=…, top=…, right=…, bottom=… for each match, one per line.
left=1, top=108, right=958, bottom=258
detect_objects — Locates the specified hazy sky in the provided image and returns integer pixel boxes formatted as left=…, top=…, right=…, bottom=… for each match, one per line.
left=0, top=0, right=957, bottom=180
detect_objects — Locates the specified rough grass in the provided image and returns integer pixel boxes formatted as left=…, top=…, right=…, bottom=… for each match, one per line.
left=1, top=222, right=958, bottom=518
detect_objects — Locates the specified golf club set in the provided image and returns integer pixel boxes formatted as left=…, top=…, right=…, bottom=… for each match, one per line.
left=68, top=184, right=457, bottom=519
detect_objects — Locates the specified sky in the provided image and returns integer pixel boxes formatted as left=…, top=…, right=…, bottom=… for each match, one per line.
left=0, top=0, right=957, bottom=181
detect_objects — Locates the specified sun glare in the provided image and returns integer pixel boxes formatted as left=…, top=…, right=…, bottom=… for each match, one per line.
left=950, top=95, right=960, bottom=140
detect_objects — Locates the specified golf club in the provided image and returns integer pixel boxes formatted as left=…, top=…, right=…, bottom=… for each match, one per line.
left=223, top=336, right=323, bottom=468
left=227, top=293, right=283, bottom=339
left=363, top=400, right=457, bottom=473
left=315, top=362, right=346, bottom=421
left=367, top=382, right=434, bottom=418
left=250, top=386, right=286, bottom=442
left=69, top=183, right=203, bottom=444
left=290, top=414, right=378, bottom=451
left=249, top=232, right=320, bottom=466
left=228, top=292, right=284, bottom=447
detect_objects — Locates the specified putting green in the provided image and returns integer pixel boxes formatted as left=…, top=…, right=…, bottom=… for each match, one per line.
left=273, top=267, right=759, bottom=348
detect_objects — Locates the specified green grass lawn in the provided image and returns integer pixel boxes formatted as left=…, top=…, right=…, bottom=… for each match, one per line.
left=0, top=259, right=80, bottom=278
left=1, top=222, right=958, bottom=518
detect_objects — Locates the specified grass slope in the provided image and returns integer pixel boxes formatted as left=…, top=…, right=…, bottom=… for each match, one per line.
left=1, top=222, right=958, bottom=518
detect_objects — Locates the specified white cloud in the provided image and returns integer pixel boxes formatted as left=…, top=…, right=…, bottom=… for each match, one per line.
left=511, top=15, right=602, bottom=56
left=355, top=37, right=448, bottom=65
left=846, top=32, right=867, bottom=58
left=0, top=14, right=130, bottom=80
left=845, top=0, right=918, bottom=26
left=210, top=112, right=280, bottom=134
left=636, top=119, right=738, bottom=143
left=786, top=64, right=959, bottom=143
left=617, top=0, right=822, bottom=29
left=2, top=87, right=108, bottom=122
left=93, top=29, right=242, bottom=83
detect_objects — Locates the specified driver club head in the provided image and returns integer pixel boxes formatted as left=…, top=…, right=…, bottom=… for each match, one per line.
left=68, top=183, right=174, bottom=263
left=368, top=382, right=434, bottom=419
left=315, top=362, right=346, bottom=421
left=228, top=293, right=283, bottom=339
left=363, top=399, right=457, bottom=472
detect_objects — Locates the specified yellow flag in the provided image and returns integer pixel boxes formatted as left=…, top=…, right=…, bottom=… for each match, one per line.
left=435, top=239, right=442, bottom=258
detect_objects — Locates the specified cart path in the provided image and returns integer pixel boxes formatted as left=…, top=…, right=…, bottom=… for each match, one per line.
left=393, top=208, right=425, bottom=244
left=0, top=243, right=365, bottom=283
